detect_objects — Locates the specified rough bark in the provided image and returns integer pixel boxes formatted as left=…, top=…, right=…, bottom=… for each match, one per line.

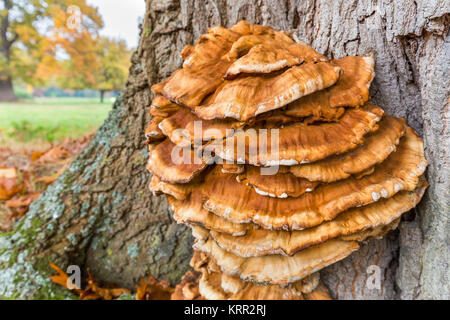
left=0, top=0, right=448, bottom=299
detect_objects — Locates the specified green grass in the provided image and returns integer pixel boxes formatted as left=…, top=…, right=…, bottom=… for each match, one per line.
left=0, top=97, right=113, bottom=146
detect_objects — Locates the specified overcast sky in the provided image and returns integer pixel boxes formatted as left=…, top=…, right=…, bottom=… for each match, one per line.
left=87, top=0, right=145, bottom=49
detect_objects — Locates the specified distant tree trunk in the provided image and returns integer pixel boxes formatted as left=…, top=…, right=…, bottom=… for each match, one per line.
left=0, top=0, right=17, bottom=102
left=0, top=76, right=17, bottom=102
left=0, top=0, right=448, bottom=299
left=100, top=90, right=106, bottom=103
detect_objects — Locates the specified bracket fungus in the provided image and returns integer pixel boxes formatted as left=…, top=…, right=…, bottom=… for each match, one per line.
left=145, top=21, right=428, bottom=300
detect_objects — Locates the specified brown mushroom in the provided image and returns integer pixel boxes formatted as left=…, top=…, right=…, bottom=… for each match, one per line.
left=143, top=21, right=428, bottom=301
left=209, top=179, right=427, bottom=257
left=194, top=61, right=341, bottom=121
left=158, top=106, right=239, bottom=147
left=236, top=165, right=320, bottom=198
left=224, top=38, right=327, bottom=79
left=197, top=266, right=313, bottom=300
left=149, top=95, right=180, bottom=118
left=221, top=163, right=245, bottom=174
left=166, top=192, right=250, bottom=236
left=149, top=175, right=196, bottom=200
left=147, top=139, right=207, bottom=184
left=289, top=115, right=407, bottom=182
left=285, top=55, right=375, bottom=119
left=193, top=236, right=359, bottom=285
left=209, top=104, right=383, bottom=166
left=144, top=117, right=165, bottom=143
left=202, top=127, right=426, bottom=230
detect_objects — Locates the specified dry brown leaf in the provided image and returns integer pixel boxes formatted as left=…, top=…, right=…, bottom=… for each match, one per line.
left=0, top=168, right=22, bottom=201
left=136, top=275, right=174, bottom=300
left=49, top=263, right=130, bottom=300
left=49, top=263, right=82, bottom=295
left=81, top=269, right=131, bottom=300
left=0, top=135, right=92, bottom=229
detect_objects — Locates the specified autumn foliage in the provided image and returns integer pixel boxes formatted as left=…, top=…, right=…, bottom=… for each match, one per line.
left=0, top=135, right=92, bottom=230
left=0, top=1, right=132, bottom=100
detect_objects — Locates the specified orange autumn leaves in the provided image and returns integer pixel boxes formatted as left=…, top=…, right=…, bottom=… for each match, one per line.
left=49, top=263, right=130, bottom=300
left=0, top=168, right=23, bottom=201
left=0, top=135, right=93, bottom=231
left=50, top=263, right=202, bottom=300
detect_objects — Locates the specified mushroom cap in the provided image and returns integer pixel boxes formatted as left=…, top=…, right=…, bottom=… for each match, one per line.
left=209, top=179, right=427, bottom=257
left=224, top=44, right=303, bottom=79
left=159, top=105, right=301, bottom=147
left=146, top=95, right=182, bottom=144
left=167, top=192, right=250, bottom=236
left=182, top=26, right=241, bottom=69
left=197, top=266, right=319, bottom=300
left=149, top=95, right=181, bottom=118
left=145, top=116, right=165, bottom=143
left=194, top=61, right=341, bottom=121
left=285, top=55, right=375, bottom=119
left=147, top=139, right=207, bottom=184
left=171, top=270, right=203, bottom=300
left=158, top=106, right=240, bottom=147
left=236, top=165, right=320, bottom=198
left=149, top=175, right=196, bottom=200
left=289, top=115, right=407, bottom=182
left=210, top=104, right=383, bottom=166
left=157, top=26, right=242, bottom=107
left=157, top=22, right=298, bottom=108
left=160, top=59, right=231, bottom=108
left=221, top=163, right=245, bottom=174
left=340, top=218, right=401, bottom=241
left=193, top=236, right=359, bottom=285
left=191, top=249, right=321, bottom=299
left=202, top=128, right=427, bottom=230
left=150, top=80, right=168, bottom=96
left=224, top=35, right=327, bottom=79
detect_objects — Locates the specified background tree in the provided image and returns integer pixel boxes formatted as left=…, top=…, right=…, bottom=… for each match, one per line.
left=0, top=0, right=448, bottom=299
left=94, top=38, right=132, bottom=103
left=0, top=0, right=102, bottom=101
left=57, top=36, right=132, bottom=102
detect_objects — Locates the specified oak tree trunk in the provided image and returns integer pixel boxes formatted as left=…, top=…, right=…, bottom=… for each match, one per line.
left=0, top=0, right=448, bottom=299
left=0, top=77, right=17, bottom=102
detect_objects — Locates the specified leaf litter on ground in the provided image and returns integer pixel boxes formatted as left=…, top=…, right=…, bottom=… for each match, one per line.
left=0, top=134, right=93, bottom=230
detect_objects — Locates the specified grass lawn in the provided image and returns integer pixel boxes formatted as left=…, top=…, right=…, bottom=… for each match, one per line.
left=0, top=97, right=113, bottom=148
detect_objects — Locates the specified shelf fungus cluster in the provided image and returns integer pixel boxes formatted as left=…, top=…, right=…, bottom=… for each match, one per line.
left=145, top=21, right=428, bottom=300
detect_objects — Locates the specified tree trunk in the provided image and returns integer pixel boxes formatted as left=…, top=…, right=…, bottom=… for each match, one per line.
left=100, top=90, right=106, bottom=103
left=0, top=77, right=17, bottom=102
left=0, top=0, right=448, bottom=299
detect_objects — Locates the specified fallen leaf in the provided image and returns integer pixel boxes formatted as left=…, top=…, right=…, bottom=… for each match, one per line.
left=82, top=269, right=131, bottom=300
left=136, top=275, right=174, bottom=300
left=50, top=263, right=130, bottom=300
left=49, top=263, right=82, bottom=295
left=6, top=193, right=40, bottom=208
left=0, top=168, right=22, bottom=201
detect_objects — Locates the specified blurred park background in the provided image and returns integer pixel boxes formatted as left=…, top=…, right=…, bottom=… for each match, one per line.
left=0, top=0, right=144, bottom=149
